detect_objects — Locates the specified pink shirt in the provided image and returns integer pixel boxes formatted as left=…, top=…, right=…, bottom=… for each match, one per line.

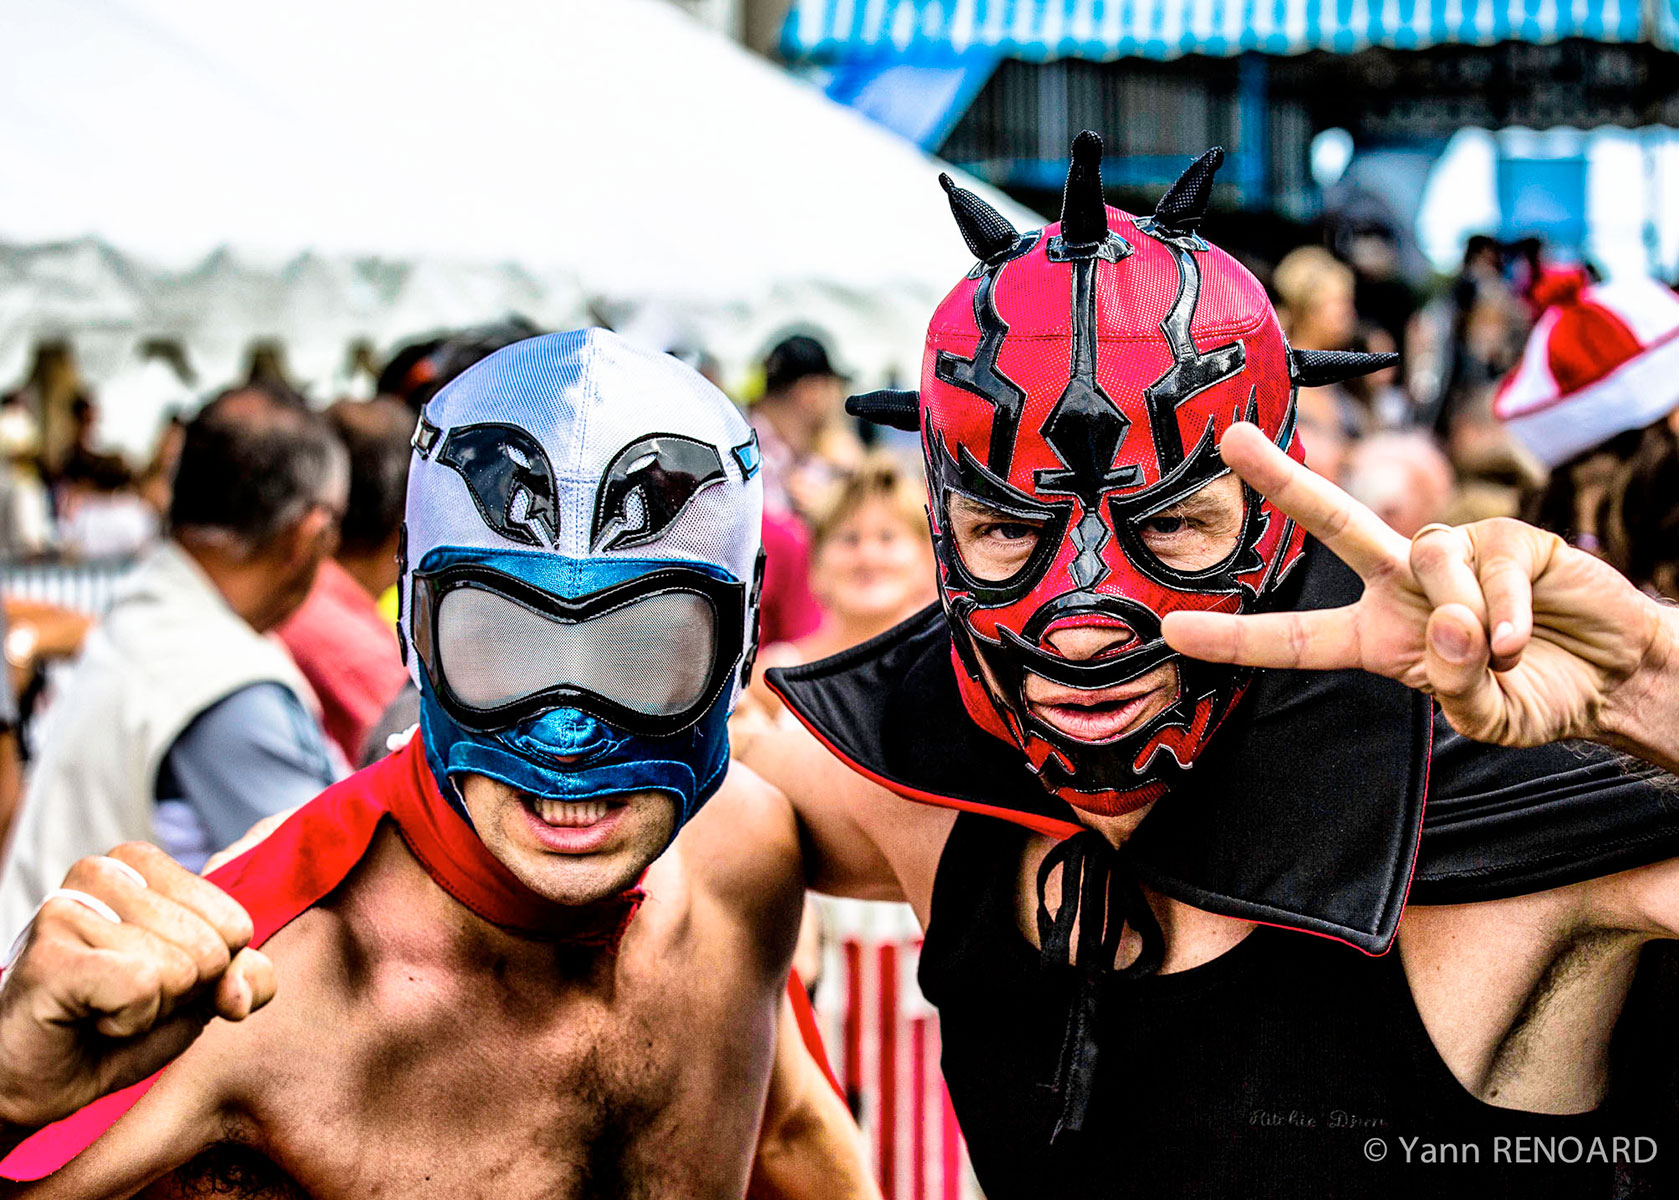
left=278, top=558, right=408, bottom=764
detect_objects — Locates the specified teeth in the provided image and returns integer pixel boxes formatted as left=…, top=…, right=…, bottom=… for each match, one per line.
left=533, top=798, right=609, bottom=827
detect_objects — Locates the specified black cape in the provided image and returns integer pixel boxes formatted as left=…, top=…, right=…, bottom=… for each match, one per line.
left=767, top=541, right=1679, bottom=953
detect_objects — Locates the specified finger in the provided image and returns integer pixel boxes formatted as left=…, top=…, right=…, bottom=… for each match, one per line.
left=1218, top=423, right=1409, bottom=581
left=1161, top=606, right=1363, bottom=671
left=1423, top=605, right=1506, bottom=739
left=26, top=909, right=204, bottom=1035
left=1408, top=524, right=1490, bottom=636
left=62, top=855, right=233, bottom=985
left=104, top=843, right=255, bottom=953
left=1467, top=519, right=1546, bottom=670
left=213, top=948, right=276, bottom=1022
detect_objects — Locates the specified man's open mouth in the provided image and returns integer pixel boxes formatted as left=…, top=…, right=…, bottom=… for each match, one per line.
left=529, top=797, right=617, bottom=828
left=1024, top=678, right=1172, bottom=744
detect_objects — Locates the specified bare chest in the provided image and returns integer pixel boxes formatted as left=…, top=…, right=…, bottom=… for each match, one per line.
left=153, top=918, right=780, bottom=1199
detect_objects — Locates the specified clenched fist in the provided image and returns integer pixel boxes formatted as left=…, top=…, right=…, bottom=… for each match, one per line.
left=0, top=842, right=275, bottom=1137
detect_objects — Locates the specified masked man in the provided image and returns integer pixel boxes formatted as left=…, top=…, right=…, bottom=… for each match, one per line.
left=737, top=135, right=1679, bottom=1198
left=0, top=330, right=873, bottom=1199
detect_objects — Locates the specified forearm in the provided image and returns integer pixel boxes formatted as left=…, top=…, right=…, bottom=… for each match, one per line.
left=747, top=992, right=880, bottom=1200
left=747, top=1070, right=879, bottom=1200
left=1600, top=600, right=1679, bottom=776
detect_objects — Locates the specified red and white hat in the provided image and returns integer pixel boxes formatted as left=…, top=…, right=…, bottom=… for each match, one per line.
left=1494, top=274, right=1679, bottom=468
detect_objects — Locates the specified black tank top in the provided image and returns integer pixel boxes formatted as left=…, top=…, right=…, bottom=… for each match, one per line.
left=920, top=814, right=1642, bottom=1200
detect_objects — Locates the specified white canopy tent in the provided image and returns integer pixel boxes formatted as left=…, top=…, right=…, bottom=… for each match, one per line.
left=0, top=0, right=1038, bottom=452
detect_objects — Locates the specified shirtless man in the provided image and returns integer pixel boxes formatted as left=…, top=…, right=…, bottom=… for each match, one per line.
left=737, top=137, right=1679, bottom=1196
left=0, top=330, right=870, bottom=1199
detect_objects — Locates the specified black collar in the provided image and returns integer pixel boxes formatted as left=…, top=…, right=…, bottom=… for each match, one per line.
left=767, top=542, right=1431, bottom=954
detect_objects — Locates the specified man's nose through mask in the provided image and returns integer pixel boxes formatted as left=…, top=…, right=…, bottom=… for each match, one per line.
left=847, top=134, right=1395, bottom=816
left=400, top=330, right=765, bottom=842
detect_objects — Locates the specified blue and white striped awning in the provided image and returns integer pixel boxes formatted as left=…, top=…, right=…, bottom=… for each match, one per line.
left=783, top=0, right=1679, bottom=63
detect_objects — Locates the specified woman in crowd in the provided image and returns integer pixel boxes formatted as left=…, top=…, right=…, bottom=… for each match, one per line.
left=744, top=455, right=936, bottom=720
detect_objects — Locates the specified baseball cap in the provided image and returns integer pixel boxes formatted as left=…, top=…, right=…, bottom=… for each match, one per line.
left=763, top=334, right=847, bottom=393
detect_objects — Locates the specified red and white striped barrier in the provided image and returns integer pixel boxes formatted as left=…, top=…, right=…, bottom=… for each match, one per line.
left=810, top=898, right=976, bottom=1200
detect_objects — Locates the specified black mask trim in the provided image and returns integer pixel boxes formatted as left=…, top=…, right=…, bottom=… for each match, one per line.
left=1032, top=256, right=1144, bottom=511
left=1104, top=424, right=1269, bottom=600
left=928, top=413, right=1073, bottom=608
left=935, top=255, right=1033, bottom=479
left=592, top=433, right=727, bottom=553
left=730, top=430, right=762, bottom=480
left=1140, top=244, right=1247, bottom=473
left=740, top=547, right=767, bottom=687
left=412, top=417, right=442, bottom=458
left=436, top=422, right=561, bottom=548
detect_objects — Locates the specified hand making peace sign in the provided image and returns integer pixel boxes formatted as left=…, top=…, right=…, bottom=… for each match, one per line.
left=1160, top=423, right=1679, bottom=774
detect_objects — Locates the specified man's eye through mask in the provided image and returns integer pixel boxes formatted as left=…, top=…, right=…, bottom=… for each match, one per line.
left=411, top=563, right=746, bottom=738
left=945, top=472, right=1248, bottom=589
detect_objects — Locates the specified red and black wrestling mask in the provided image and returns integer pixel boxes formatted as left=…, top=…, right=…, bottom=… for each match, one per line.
left=850, top=133, right=1393, bottom=816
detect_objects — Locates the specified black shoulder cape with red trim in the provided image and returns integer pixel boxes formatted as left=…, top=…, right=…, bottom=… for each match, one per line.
left=768, top=541, right=1679, bottom=954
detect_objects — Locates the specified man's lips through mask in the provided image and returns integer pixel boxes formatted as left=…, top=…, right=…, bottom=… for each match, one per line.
left=1022, top=669, right=1178, bottom=745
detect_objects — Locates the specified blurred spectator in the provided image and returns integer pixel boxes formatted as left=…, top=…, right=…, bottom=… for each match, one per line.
left=0, top=385, right=348, bottom=938
left=759, top=507, right=824, bottom=648
left=1276, top=248, right=1359, bottom=482
left=278, top=398, right=413, bottom=763
left=1342, top=432, right=1455, bottom=539
left=1344, top=324, right=1414, bottom=430
left=1497, top=276, right=1679, bottom=554
left=49, top=397, right=158, bottom=559
left=1294, top=386, right=1352, bottom=485
left=8, top=340, right=93, bottom=483
left=750, top=334, right=862, bottom=517
left=0, top=602, right=20, bottom=847
left=748, top=456, right=935, bottom=717
left=1421, top=235, right=1535, bottom=434
left=749, top=333, right=862, bottom=653
left=137, top=411, right=188, bottom=518
left=377, top=317, right=543, bottom=413
left=1602, top=421, right=1679, bottom=599
left=0, top=400, right=53, bottom=557
left=1274, top=247, right=1357, bottom=351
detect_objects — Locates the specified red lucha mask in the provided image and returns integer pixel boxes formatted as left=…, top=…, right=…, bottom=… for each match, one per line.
left=851, top=134, right=1392, bottom=816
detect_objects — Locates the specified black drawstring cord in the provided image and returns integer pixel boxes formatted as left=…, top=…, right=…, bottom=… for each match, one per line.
left=1035, top=830, right=1165, bottom=1142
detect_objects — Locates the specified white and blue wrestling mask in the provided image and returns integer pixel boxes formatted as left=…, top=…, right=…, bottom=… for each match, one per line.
left=400, top=329, right=764, bottom=840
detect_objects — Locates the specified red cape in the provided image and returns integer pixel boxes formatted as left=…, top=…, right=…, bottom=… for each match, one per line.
left=1, top=734, right=834, bottom=1180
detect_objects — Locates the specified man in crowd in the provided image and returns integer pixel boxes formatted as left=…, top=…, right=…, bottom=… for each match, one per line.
left=0, top=386, right=345, bottom=924
left=735, top=136, right=1679, bottom=1197
left=0, top=330, right=875, bottom=1199
left=277, top=398, right=413, bottom=764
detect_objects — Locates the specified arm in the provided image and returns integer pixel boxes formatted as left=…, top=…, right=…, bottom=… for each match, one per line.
left=1162, top=423, right=1679, bottom=772
left=734, top=719, right=953, bottom=919
left=0, top=844, right=272, bottom=1167
left=746, top=989, right=881, bottom=1200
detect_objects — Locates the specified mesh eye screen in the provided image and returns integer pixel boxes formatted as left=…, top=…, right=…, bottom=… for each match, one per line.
left=436, top=586, right=718, bottom=716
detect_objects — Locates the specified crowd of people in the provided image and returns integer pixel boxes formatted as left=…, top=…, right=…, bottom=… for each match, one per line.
left=0, top=131, right=1676, bottom=1197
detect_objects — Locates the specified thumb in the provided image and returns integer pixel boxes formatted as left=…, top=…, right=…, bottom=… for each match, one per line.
left=213, top=947, right=276, bottom=1022
left=1425, top=604, right=1506, bottom=741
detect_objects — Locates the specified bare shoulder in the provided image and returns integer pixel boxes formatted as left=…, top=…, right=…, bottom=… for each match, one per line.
left=677, top=762, right=804, bottom=918
left=736, top=717, right=955, bottom=919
